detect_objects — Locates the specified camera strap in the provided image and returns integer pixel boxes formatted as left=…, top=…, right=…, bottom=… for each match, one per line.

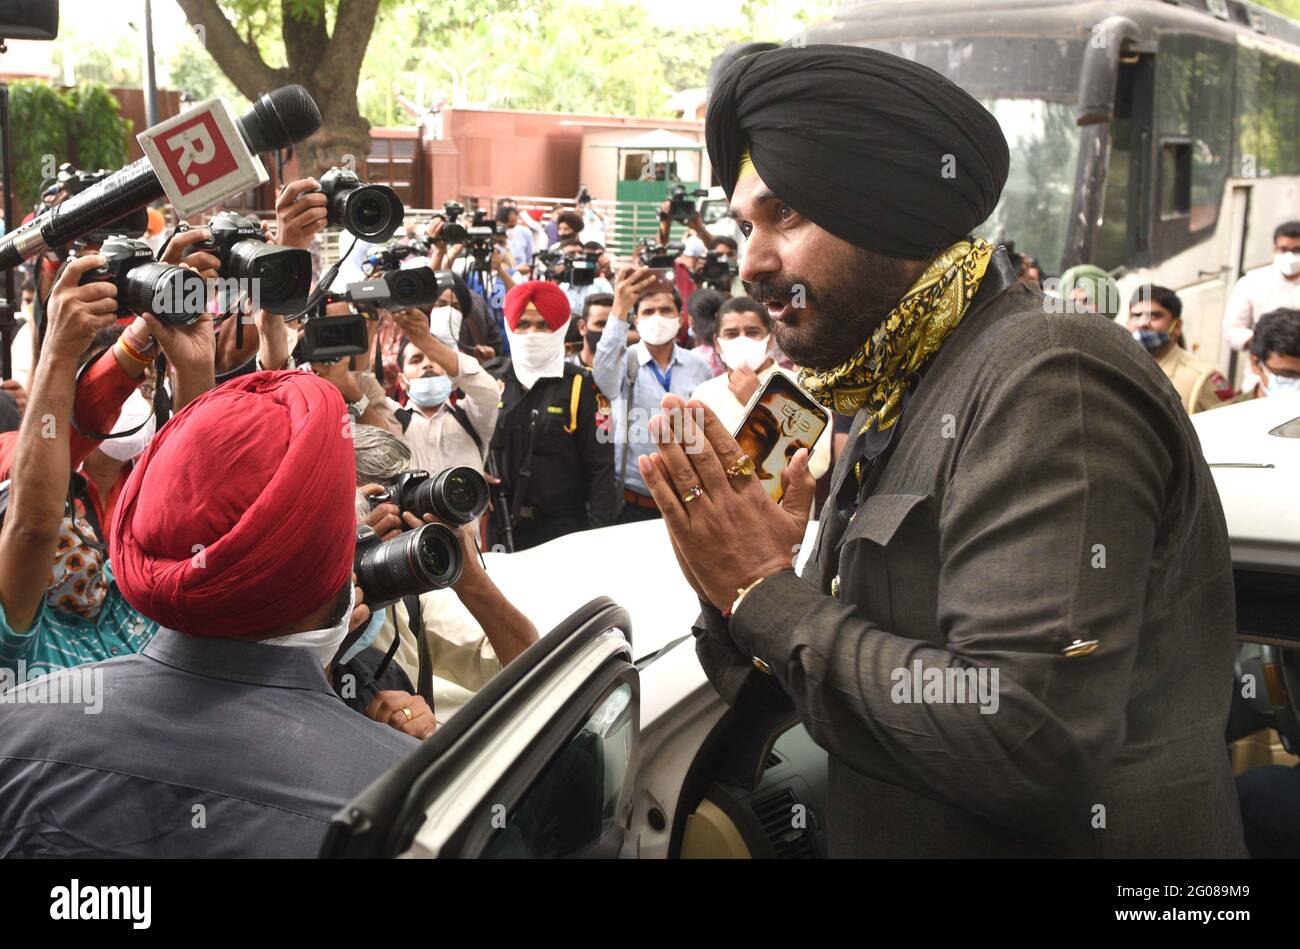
left=407, top=594, right=435, bottom=710
left=69, top=348, right=169, bottom=441
left=509, top=408, right=540, bottom=525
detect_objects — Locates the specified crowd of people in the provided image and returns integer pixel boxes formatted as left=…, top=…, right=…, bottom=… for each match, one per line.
left=0, top=44, right=1297, bottom=854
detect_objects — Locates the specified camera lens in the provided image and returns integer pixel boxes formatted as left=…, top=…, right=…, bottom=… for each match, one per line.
left=354, top=523, right=463, bottom=609
left=225, top=242, right=311, bottom=314
left=131, top=263, right=206, bottom=324
left=340, top=183, right=404, bottom=241
left=427, top=466, right=490, bottom=526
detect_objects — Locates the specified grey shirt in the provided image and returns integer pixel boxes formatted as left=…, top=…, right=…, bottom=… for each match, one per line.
left=695, top=250, right=1248, bottom=857
left=0, top=628, right=416, bottom=857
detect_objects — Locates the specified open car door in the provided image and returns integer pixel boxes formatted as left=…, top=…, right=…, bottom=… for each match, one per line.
left=320, top=597, right=638, bottom=858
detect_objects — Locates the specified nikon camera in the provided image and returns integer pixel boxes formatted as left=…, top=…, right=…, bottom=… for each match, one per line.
left=78, top=237, right=207, bottom=325
left=185, top=212, right=312, bottom=314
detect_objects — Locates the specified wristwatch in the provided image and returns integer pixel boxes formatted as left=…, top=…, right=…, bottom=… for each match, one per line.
left=346, top=392, right=370, bottom=420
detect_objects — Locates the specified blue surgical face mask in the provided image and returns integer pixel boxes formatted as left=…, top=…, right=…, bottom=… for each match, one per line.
left=407, top=374, right=453, bottom=408
left=1133, top=328, right=1170, bottom=353
left=339, top=605, right=387, bottom=665
left=1264, top=368, right=1300, bottom=396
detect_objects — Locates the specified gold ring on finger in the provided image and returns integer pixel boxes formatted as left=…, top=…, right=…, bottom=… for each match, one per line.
left=724, top=454, right=756, bottom=479
left=401, top=707, right=412, bottom=721
left=680, top=484, right=705, bottom=505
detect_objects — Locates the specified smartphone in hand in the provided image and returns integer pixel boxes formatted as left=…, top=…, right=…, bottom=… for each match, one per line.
left=732, top=373, right=829, bottom=503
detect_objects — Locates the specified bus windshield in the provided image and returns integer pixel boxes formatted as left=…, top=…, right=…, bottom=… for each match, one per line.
left=971, top=99, right=1082, bottom=277
left=854, top=36, right=1087, bottom=272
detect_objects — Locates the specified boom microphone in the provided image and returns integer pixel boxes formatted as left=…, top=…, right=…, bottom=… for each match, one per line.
left=0, top=85, right=322, bottom=270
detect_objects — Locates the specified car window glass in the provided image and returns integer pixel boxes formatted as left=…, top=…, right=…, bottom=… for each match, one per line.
left=482, top=682, right=634, bottom=858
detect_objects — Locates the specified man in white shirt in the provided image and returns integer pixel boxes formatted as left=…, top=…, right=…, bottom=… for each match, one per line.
left=1223, top=220, right=1300, bottom=352
left=387, top=308, right=499, bottom=475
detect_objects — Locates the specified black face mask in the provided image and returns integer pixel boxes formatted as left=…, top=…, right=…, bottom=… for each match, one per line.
left=585, top=329, right=603, bottom=350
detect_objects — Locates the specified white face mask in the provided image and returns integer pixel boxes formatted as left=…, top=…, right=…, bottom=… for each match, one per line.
left=506, top=327, right=567, bottom=390
left=719, top=334, right=771, bottom=372
left=637, top=315, right=681, bottom=346
left=428, top=305, right=463, bottom=349
left=99, top=388, right=157, bottom=462
left=1263, top=367, right=1300, bottom=396
left=1274, top=252, right=1300, bottom=278
left=260, top=585, right=354, bottom=670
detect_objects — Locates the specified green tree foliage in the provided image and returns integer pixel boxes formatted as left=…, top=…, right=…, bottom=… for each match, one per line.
left=6, top=80, right=133, bottom=213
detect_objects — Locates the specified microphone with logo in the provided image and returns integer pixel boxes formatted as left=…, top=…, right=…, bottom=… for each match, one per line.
left=0, top=85, right=323, bottom=270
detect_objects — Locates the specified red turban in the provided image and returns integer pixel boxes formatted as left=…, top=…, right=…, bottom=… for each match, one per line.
left=110, top=371, right=356, bottom=639
left=504, top=280, right=571, bottom=332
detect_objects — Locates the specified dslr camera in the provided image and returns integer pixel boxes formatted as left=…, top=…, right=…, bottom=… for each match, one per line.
left=317, top=167, right=404, bottom=241
left=367, top=466, right=490, bottom=528
left=184, top=212, right=312, bottom=314
left=363, top=237, right=431, bottom=274
left=666, top=184, right=709, bottom=224
left=79, top=236, right=207, bottom=325
left=354, top=522, right=464, bottom=614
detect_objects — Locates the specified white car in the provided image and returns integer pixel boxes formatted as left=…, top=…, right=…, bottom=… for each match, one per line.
left=1193, top=394, right=1300, bottom=753
left=323, top=518, right=827, bottom=858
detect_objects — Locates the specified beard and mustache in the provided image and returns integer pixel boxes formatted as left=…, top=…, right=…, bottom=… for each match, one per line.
left=743, top=245, right=922, bottom=371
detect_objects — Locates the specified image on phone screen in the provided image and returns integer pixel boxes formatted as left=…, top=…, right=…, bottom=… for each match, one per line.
left=731, top=373, right=830, bottom=503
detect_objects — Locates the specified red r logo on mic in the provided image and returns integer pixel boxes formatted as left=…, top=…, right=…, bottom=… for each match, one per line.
left=158, top=111, right=239, bottom=196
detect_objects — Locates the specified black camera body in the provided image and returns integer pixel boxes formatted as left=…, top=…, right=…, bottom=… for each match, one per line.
left=317, top=166, right=404, bottom=241
left=698, top=250, right=738, bottom=288
left=364, top=237, right=430, bottom=274
left=298, top=310, right=369, bottom=365
left=79, top=236, right=207, bottom=324
left=347, top=266, right=453, bottom=314
left=187, top=212, right=312, bottom=314
left=667, top=184, right=709, bottom=224
left=440, top=201, right=468, bottom=245
left=564, top=250, right=600, bottom=287
left=354, top=522, right=464, bottom=614
left=638, top=240, right=681, bottom=269
left=57, top=165, right=151, bottom=244
left=367, top=466, right=490, bottom=528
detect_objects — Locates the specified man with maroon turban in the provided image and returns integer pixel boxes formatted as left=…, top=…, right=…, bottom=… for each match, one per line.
left=490, top=281, right=616, bottom=550
left=0, top=370, right=416, bottom=857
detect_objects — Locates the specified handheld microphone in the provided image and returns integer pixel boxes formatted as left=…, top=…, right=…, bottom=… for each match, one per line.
left=0, top=85, right=322, bottom=270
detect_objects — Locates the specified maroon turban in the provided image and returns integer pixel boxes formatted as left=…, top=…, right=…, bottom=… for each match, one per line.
left=504, top=280, right=571, bottom=332
left=111, top=371, right=356, bottom=638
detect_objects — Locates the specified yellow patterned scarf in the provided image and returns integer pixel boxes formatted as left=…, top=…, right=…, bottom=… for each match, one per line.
left=799, top=237, right=995, bottom=432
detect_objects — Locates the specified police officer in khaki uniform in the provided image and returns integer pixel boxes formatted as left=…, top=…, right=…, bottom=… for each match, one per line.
left=1127, top=285, right=1235, bottom=414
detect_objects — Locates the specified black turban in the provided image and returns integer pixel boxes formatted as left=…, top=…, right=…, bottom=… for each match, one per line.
left=706, top=44, right=1010, bottom=260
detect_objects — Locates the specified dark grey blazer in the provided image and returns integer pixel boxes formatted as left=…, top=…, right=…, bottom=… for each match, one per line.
left=696, top=250, right=1248, bottom=857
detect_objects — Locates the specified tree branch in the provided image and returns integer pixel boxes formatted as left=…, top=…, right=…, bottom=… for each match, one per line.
left=176, top=0, right=284, bottom=100
left=322, top=0, right=383, bottom=82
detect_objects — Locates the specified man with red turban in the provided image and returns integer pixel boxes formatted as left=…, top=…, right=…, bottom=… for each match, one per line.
left=0, top=370, right=416, bottom=857
left=489, top=281, right=616, bottom=550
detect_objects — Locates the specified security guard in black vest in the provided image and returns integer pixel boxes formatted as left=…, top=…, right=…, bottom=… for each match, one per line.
left=491, top=281, right=618, bottom=551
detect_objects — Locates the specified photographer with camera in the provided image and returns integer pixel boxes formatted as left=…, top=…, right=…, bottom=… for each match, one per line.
left=549, top=238, right=613, bottom=320
left=593, top=266, right=712, bottom=523
left=491, top=282, right=617, bottom=550
left=0, top=371, right=416, bottom=857
left=387, top=302, right=500, bottom=482
left=349, top=425, right=538, bottom=720
left=0, top=251, right=217, bottom=683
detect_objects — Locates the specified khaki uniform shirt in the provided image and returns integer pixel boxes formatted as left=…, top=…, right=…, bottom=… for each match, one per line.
left=1156, top=345, right=1235, bottom=414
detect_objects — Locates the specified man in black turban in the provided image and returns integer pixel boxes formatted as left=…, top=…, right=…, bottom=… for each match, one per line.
left=641, top=44, right=1246, bottom=857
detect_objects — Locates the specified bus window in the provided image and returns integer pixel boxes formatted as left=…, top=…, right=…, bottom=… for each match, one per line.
left=1235, top=45, right=1300, bottom=180
left=1160, top=142, right=1193, bottom=218
left=1155, top=35, right=1233, bottom=239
